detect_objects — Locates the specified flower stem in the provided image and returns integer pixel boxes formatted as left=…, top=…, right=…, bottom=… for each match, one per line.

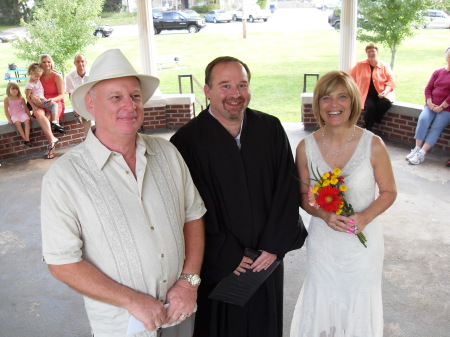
left=356, top=232, right=367, bottom=248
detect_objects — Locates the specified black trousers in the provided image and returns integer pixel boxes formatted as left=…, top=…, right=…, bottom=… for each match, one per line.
left=363, top=95, right=392, bottom=131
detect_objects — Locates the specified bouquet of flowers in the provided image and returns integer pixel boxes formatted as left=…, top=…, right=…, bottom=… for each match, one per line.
left=307, top=164, right=367, bottom=247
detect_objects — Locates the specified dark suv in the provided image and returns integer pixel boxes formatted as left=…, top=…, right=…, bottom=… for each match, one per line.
left=328, top=9, right=340, bottom=29
left=153, top=11, right=206, bottom=34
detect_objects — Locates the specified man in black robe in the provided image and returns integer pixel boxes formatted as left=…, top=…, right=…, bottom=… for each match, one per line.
left=170, top=56, right=307, bottom=337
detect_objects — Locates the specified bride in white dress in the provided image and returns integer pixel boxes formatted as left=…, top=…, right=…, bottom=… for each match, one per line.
left=291, top=71, right=397, bottom=337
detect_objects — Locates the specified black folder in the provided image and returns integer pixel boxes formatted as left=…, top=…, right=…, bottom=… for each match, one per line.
left=208, top=248, right=281, bottom=307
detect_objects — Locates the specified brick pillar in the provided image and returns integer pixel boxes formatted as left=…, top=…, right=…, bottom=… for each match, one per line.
left=166, top=104, right=195, bottom=129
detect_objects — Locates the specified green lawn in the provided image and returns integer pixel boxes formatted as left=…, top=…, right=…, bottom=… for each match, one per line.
left=1, top=28, right=448, bottom=122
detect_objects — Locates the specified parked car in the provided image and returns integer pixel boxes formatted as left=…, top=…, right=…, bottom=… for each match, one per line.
left=232, top=4, right=271, bottom=22
left=152, top=8, right=163, bottom=19
left=153, top=11, right=206, bottom=34
left=312, top=0, right=341, bottom=10
left=93, top=24, right=113, bottom=37
left=205, top=10, right=232, bottom=23
left=181, top=9, right=201, bottom=18
left=328, top=8, right=341, bottom=29
left=328, top=9, right=367, bottom=30
left=0, top=30, right=17, bottom=43
left=423, top=9, right=450, bottom=29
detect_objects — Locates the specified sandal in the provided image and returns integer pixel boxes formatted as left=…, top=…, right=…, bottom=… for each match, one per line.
left=45, top=139, right=59, bottom=159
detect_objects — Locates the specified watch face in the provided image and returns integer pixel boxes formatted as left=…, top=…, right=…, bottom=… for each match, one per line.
left=190, top=274, right=201, bottom=286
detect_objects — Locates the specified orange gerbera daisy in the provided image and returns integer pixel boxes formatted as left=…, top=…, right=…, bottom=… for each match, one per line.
left=315, top=185, right=343, bottom=212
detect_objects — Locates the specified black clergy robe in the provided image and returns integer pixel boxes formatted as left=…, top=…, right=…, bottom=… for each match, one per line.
left=170, top=108, right=307, bottom=337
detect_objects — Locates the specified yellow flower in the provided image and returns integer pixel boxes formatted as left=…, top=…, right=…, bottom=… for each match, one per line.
left=330, top=178, right=339, bottom=185
left=336, top=209, right=343, bottom=215
left=322, top=172, right=330, bottom=180
left=322, top=179, right=330, bottom=187
left=312, top=184, right=320, bottom=194
left=333, top=168, right=341, bottom=176
left=340, top=185, right=347, bottom=192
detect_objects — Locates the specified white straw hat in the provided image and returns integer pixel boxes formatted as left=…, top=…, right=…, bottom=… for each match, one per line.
left=71, top=49, right=160, bottom=120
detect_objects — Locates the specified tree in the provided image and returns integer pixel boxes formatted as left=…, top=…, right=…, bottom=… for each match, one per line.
left=429, top=0, right=450, bottom=12
left=0, top=0, right=31, bottom=25
left=14, top=0, right=104, bottom=73
left=357, top=0, right=431, bottom=70
left=257, top=0, right=267, bottom=9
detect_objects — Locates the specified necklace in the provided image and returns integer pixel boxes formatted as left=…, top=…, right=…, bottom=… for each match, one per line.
left=321, top=125, right=356, bottom=161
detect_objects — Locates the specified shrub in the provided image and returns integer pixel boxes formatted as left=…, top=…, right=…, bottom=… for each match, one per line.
left=191, top=4, right=215, bottom=13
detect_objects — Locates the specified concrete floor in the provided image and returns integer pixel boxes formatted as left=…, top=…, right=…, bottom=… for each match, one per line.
left=0, top=123, right=449, bottom=337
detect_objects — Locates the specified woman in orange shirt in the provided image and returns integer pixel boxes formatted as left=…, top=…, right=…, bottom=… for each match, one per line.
left=350, top=43, right=396, bottom=131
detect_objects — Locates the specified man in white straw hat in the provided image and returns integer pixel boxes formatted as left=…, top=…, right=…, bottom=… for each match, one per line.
left=40, top=49, right=206, bottom=337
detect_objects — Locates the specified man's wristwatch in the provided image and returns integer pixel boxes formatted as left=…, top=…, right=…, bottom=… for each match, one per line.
left=179, top=273, right=201, bottom=286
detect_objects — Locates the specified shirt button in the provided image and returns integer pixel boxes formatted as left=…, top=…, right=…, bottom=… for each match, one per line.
left=150, top=226, right=155, bottom=230
left=161, top=253, right=164, bottom=258
left=163, top=279, right=167, bottom=283
left=125, top=171, right=130, bottom=174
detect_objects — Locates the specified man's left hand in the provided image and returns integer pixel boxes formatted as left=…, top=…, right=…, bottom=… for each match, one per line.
left=165, top=280, right=197, bottom=325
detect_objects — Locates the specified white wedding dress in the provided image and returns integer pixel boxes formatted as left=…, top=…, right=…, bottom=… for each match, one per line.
left=290, top=129, right=384, bottom=337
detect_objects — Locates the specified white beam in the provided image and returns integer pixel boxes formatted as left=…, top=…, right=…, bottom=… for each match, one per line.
left=339, top=0, right=357, bottom=73
left=136, top=0, right=161, bottom=97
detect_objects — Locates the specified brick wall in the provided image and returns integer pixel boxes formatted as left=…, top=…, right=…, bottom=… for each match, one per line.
left=166, top=104, right=195, bottom=128
left=0, top=94, right=195, bottom=161
left=301, top=93, right=450, bottom=154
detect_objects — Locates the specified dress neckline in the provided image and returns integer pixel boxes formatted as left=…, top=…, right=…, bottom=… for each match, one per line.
left=41, top=72, right=55, bottom=84
left=311, top=129, right=367, bottom=172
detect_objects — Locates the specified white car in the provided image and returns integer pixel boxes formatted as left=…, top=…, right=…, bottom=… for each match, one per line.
left=204, top=10, right=232, bottom=23
left=312, top=0, right=341, bottom=10
left=423, top=9, right=450, bottom=29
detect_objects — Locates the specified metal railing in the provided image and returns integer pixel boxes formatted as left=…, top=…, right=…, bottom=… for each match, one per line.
left=178, top=74, right=207, bottom=116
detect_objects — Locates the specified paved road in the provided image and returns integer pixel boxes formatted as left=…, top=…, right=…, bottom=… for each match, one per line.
left=1, top=124, right=449, bottom=337
left=7, top=8, right=333, bottom=40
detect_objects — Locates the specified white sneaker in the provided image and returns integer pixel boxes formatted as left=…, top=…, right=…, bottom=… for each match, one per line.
left=408, top=152, right=425, bottom=165
left=406, top=148, right=420, bottom=161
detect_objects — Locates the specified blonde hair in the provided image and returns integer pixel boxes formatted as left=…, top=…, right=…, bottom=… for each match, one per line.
left=6, top=81, right=23, bottom=98
left=39, top=54, right=54, bottom=69
left=27, top=62, right=44, bottom=76
left=312, top=71, right=362, bottom=128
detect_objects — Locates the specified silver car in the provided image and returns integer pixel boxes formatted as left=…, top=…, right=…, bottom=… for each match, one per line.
left=205, top=10, right=232, bottom=23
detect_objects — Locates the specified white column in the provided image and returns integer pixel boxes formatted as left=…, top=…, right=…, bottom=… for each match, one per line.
left=136, top=0, right=158, bottom=77
left=339, top=0, right=358, bottom=73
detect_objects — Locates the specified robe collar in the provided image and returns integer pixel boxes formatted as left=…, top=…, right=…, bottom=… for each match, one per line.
left=209, top=106, right=245, bottom=149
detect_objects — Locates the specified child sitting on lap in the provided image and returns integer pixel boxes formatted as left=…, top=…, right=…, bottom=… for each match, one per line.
left=25, top=63, right=65, bottom=134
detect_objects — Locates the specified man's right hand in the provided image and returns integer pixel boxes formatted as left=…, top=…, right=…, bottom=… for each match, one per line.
left=48, top=262, right=169, bottom=331
left=233, top=256, right=254, bottom=275
left=126, top=292, right=168, bottom=331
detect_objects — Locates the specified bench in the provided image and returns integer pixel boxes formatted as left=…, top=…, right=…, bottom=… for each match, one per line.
left=156, top=55, right=181, bottom=71
left=4, top=67, right=28, bottom=82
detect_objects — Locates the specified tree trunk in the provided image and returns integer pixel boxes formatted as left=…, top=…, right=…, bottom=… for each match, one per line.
left=390, top=42, right=397, bottom=70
